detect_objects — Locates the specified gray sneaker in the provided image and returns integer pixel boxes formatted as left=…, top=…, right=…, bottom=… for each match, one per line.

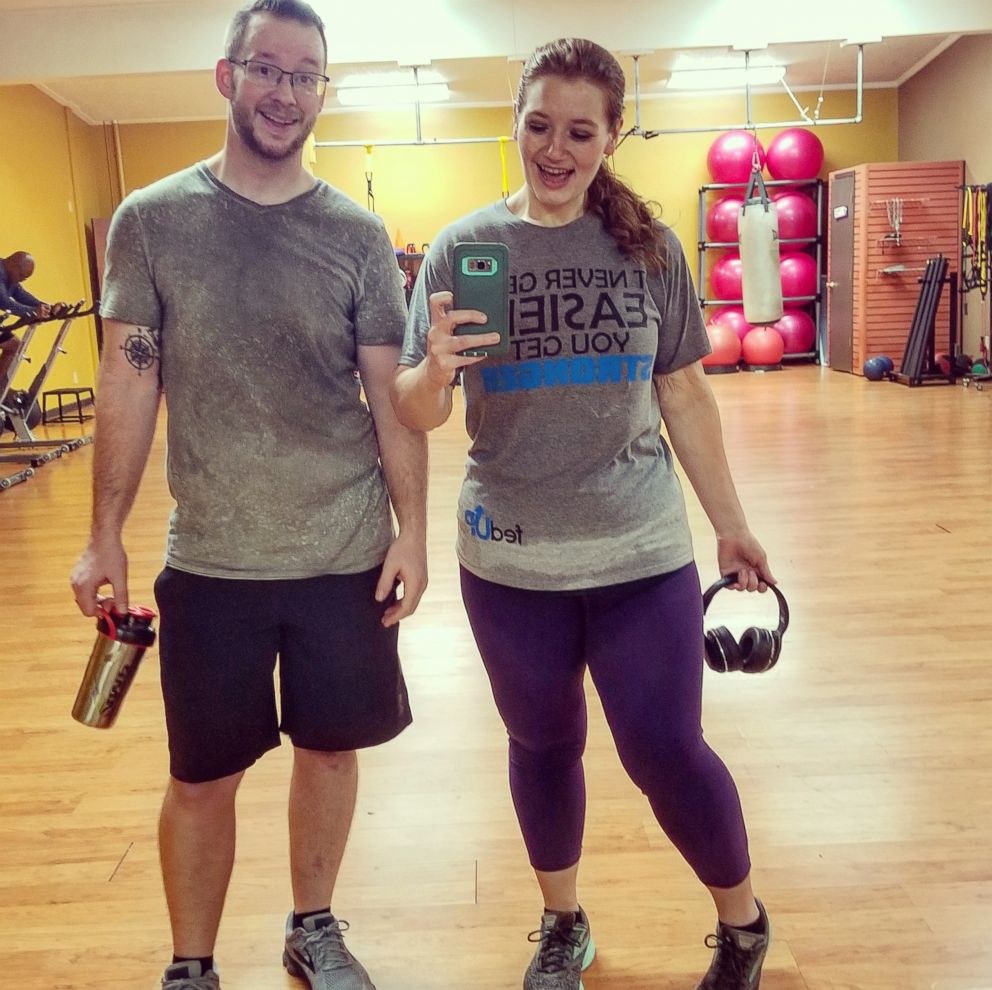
left=695, top=899, right=771, bottom=990
left=523, top=908, right=595, bottom=990
left=160, top=961, right=220, bottom=990
left=283, top=911, right=376, bottom=990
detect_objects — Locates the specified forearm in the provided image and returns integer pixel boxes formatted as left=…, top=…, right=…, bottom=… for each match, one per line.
left=390, top=361, right=454, bottom=432
left=89, top=327, right=162, bottom=538
left=376, top=420, right=429, bottom=538
left=657, top=368, right=749, bottom=538
left=360, top=346, right=429, bottom=537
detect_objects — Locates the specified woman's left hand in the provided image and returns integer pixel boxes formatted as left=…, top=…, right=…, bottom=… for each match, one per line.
left=715, top=531, right=776, bottom=591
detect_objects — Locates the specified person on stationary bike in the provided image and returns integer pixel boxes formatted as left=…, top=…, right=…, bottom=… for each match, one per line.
left=0, top=251, right=68, bottom=386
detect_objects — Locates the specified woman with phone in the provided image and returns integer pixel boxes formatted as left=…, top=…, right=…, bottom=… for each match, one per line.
left=391, top=38, right=776, bottom=990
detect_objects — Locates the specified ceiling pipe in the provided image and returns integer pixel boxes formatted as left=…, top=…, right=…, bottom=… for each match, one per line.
left=314, top=44, right=865, bottom=151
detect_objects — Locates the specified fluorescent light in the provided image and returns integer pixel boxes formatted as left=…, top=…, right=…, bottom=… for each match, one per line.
left=337, top=69, right=445, bottom=89
left=666, top=65, right=785, bottom=90
left=336, top=82, right=450, bottom=106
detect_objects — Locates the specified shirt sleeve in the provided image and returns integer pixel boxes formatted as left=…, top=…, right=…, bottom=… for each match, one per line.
left=353, top=222, right=408, bottom=347
left=650, top=227, right=711, bottom=374
left=12, top=284, right=44, bottom=311
left=99, top=194, right=163, bottom=329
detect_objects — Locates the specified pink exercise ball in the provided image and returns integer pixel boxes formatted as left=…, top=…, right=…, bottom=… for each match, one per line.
left=707, top=130, right=766, bottom=184
left=710, top=306, right=753, bottom=342
left=710, top=252, right=743, bottom=301
left=742, top=326, right=785, bottom=366
left=705, top=196, right=745, bottom=243
left=779, top=251, right=818, bottom=300
left=773, top=309, right=816, bottom=353
left=766, top=128, right=824, bottom=181
left=772, top=191, right=818, bottom=241
left=703, top=319, right=743, bottom=367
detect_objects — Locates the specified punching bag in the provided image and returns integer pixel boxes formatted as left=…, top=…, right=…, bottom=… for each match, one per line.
left=738, top=165, right=783, bottom=325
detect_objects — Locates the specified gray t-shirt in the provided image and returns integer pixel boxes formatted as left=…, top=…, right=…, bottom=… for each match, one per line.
left=101, top=162, right=407, bottom=579
left=400, top=201, right=710, bottom=591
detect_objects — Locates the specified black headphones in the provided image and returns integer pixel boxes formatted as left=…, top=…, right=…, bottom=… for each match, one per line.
left=701, top=576, right=790, bottom=673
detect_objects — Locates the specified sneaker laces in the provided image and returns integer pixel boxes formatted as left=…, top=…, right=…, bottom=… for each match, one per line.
left=299, top=919, right=353, bottom=970
left=528, top=920, right=584, bottom=973
left=702, top=932, right=754, bottom=990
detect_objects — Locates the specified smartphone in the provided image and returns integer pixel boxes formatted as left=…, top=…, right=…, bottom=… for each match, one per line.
left=452, top=242, right=510, bottom=357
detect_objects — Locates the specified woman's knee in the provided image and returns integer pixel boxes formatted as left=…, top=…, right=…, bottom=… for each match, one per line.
left=617, top=728, right=711, bottom=791
left=509, top=731, right=585, bottom=770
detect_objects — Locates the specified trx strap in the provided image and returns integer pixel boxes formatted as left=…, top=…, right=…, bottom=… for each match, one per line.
left=962, top=184, right=990, bottom=298
left=364, top=144, right=375, bottom=213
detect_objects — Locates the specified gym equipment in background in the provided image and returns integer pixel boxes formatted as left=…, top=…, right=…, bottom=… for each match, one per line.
left=765, top=128, right=824, bottom=182
left=773, top=309, right=817, bottom=354
left=889, top=254, right=959, bottom=387
left=863, top=356, right=888, bottom=380
left=702, top=319, right=742, bottom=374
left=738, top=163, right=783, bottom=325
left=705, top=196, right=746, bottom=243
left=710, top=251, right=744, bottom=301
left=707, top=130, right=765, bottom=185
left=709, top=306, right=753, bottom=342
left=702, top=575, right=790, bottom=674
left=741, top=326, right=785, bottom=371
left=772, top=191, right=819, bottom=240
left=779, top=250, right=819, bottom=300
left=0, top=302, right=95, bottom=490
left=699, top=170, right=824, bottom=365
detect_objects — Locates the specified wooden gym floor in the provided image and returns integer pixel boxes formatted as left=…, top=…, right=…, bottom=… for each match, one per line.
left=1, top=365, right=990, bottom=989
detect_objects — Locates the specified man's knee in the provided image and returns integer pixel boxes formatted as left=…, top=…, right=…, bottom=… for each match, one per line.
left=292, top=747, right=357, bottom=774
left=166, top=770, right=244, bottom=809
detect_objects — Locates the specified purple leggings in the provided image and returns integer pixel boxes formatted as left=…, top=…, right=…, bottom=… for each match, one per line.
left=460, top=562, right=751, bottom=889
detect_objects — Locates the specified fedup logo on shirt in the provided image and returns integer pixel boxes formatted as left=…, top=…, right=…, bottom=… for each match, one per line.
left=464, top=504, right=523, bottom=545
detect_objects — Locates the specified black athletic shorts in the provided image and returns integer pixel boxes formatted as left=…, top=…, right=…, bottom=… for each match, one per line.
left=153, top=565, right=412, bottom=783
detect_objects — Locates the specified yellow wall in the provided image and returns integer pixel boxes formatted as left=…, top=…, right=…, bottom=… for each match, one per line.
left=117, top=119, right=226, bottom=193
left=0, top=85, right=114, bottom=396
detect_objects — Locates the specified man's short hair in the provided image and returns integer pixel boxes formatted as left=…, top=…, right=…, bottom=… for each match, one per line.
left=225, top=0, right=327, bottom=65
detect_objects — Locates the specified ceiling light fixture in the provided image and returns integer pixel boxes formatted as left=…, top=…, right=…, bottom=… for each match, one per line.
left=666, top=64, right=785, bottom=90
left=335, top=68, right=450, bottom=107
left=336, top=82, right=450, bottom=106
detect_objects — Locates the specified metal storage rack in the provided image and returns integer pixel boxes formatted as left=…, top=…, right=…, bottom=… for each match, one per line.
left=696, top=177, right=825, bottom=362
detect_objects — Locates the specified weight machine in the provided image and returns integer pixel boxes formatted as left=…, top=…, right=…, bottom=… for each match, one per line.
left=0, top=301, right=95, bottom=490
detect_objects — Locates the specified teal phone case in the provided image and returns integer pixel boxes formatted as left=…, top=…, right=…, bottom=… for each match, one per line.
left=452, top=242, right=510, bottom=356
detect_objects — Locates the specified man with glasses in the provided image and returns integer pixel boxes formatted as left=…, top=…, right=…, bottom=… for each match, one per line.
left=70, top=2, right=427, bottom=989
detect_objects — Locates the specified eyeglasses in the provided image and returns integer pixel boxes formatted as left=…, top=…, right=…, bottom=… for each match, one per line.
left=228, top=58, right=329, bottom=97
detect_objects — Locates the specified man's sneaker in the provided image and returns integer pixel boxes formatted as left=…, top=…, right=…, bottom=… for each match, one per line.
left=523, top=907, right=596, bottom=990
left=695, top=899, right=770, bottom=990
left=160, top=961, right=220, bottom=990
left=283, top=911, right=376, bottom=990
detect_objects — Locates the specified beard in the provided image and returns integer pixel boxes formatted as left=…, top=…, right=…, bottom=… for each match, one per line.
left=231, top=98, right=315, bottom=162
